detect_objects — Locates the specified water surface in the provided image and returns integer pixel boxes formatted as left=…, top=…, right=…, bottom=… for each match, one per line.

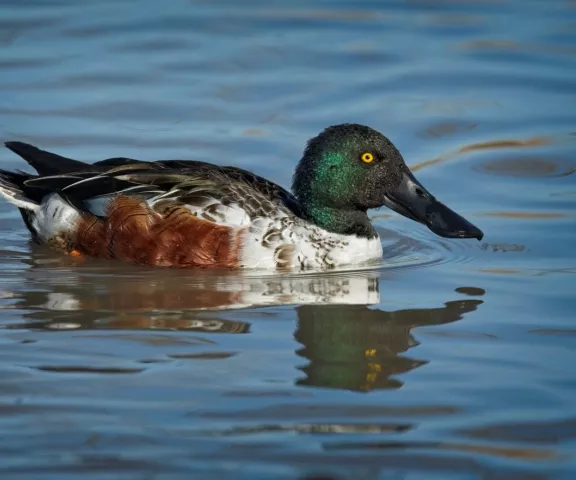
left=1, top=0, right=575, bottom=478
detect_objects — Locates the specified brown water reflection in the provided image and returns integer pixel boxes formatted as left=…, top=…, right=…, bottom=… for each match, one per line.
left=3, top=264, right=484, bottom=392
left=410, top=135, right=553, bottom=172
left=461, top=38, right=576, bottom=57
left=7, top=264, right=380, bottom=314
left=325, top=439, right=561, bottom=462
left=476, top=156, right=576, bottom=178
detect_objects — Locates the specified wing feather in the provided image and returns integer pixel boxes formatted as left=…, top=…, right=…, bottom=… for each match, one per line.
left=14, top=155, right=302, bottom=227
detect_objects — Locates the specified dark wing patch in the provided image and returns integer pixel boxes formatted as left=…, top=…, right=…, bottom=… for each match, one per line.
left=6, top=144, right=303, bottom=221
left=92, top=157, right=147, bottom=168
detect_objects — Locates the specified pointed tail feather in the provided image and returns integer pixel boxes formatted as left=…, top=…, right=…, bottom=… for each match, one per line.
left=4, top=141, right=89, bottom=176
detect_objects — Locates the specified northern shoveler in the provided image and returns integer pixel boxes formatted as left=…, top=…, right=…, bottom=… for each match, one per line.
left=0, top=124, right=483, bottom=271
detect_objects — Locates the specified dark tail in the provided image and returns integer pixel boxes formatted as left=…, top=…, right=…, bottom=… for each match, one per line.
left=4, top=141, right=89, bottom=176
left=0, top=167, right=41, bottom=209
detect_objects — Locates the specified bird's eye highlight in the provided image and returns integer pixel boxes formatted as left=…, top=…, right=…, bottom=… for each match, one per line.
left=361, top=152, right=374, bottom=163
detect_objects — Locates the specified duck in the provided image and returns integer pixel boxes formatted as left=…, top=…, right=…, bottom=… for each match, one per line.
left=0, top=124, right=483, bottom=271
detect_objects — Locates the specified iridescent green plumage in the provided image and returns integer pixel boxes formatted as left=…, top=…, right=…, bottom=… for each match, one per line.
left=292, top=124, right=405, bottom=237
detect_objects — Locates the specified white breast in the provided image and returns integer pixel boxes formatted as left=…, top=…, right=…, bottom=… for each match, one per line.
left=238, top=214, right=383, bottom=272
left=31, top=193, right=81, bottom=242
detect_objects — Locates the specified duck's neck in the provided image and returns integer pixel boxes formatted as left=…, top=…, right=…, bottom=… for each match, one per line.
left=302, top=203, right=377, bottom=238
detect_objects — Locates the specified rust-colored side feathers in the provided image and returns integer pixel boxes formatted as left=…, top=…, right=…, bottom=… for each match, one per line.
left=75, top=196, right=241, bottom=268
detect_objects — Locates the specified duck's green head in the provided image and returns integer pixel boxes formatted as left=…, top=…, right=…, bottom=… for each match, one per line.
left=292, top=123, right=483, bottom=240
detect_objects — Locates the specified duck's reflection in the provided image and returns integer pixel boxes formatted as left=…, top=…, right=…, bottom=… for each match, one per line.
left=3, top=259, right=484, bottom=392
left=5, top=262, right=381, bottom=332
left=295, top=297, right=483, bottom=392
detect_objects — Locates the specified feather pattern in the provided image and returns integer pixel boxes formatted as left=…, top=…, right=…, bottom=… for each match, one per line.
left=0, top=142, right=383, bottom=271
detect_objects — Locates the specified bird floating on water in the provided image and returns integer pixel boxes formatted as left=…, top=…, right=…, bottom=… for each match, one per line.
left=0, top=124, right=483, bottom=271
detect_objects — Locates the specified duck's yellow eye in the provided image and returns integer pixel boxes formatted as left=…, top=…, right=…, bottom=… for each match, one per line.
left=361, top=152, right=374, bottom=163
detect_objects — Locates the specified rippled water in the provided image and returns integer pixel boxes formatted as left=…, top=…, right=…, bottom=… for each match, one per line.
left=1, top=0, right=575, bottom=478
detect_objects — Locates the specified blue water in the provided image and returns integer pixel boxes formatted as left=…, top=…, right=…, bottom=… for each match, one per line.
left=0, top=0, right=575, bottom=478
